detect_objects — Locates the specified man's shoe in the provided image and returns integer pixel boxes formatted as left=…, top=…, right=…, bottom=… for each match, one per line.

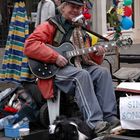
left=109, top=117, right=120, bottom=129
left=107, top=117, right=126, bottom=135
left=94, top=121, right=111, bottom=136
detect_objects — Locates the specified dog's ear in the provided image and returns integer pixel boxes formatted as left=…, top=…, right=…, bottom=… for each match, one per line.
left=53, top=115, right=67, bottom=125
left=55, top=115, right=67, bottom=122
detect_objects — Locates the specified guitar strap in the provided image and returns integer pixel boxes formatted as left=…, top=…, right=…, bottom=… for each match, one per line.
left=72, top=27, right=95, bottom=67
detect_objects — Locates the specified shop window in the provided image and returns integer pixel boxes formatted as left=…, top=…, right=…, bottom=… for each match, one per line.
left=106, top=0, right=134, bottom=32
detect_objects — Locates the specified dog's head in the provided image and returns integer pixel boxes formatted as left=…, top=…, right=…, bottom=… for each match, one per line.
left=49, top=116, right=96, bottom=140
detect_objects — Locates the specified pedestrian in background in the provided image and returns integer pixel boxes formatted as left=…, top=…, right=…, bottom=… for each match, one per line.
left=35, top=0, right=56, bottom=27
left=53, top=0, right=62, bottom=14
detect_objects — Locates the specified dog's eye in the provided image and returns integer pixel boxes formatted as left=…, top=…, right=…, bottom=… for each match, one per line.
left=73, top=130, right=77, bottom=134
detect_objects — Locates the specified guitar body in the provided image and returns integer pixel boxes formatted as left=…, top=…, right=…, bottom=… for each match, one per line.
left=28, top=42, right=74, bottom=79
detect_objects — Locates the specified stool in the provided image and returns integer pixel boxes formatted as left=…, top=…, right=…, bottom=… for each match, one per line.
left=47, top=89, right=60, bottom=124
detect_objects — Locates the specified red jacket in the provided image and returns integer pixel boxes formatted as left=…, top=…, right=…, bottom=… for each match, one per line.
left=24, top=22, right=104, bottom=99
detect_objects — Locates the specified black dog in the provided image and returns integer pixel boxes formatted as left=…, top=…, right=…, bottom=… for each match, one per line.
left=49, top=116, right=97, bottom=140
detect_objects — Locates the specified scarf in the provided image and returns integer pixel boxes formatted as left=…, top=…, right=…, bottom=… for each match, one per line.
left=71, top=26, right=95, bottom=67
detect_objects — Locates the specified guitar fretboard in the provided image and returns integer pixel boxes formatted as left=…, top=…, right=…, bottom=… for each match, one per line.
left=66, top=42, right=116, bottom=58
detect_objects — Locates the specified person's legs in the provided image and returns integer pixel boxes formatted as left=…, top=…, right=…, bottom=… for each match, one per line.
left=55, top=65, right=104, bottom=129
left=84, top=65, right=119, bottom=124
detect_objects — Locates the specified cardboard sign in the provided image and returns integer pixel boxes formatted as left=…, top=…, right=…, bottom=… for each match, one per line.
left=120, top=96, right=140, bottom=130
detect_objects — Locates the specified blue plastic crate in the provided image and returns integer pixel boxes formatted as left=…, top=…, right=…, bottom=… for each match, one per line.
left=4, top=123, right=29, bottom=138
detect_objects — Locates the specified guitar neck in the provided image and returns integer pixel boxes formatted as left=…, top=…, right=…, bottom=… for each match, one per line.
left=66, top=42, right=116, bottom=58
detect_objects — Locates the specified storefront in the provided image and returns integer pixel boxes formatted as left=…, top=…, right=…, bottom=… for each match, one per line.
left=91, top=0, right=140, bottom=43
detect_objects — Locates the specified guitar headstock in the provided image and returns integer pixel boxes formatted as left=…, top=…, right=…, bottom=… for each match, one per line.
left=97, top=37, right=133, bottom=54
left=115, top=38, right=133, bottom=48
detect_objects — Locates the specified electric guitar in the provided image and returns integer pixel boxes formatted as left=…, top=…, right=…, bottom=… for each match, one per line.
left=28, top=41, right=119, bottom=79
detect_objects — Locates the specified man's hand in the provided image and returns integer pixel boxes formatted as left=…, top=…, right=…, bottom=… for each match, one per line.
left=56, top=55, right=68, bottom=67
left=95, top=45, right=107, bottom=56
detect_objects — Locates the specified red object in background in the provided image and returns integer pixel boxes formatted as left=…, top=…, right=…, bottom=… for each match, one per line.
left=82, top=2, right=91, bottom=20
left=3, top=106, right=18, bottom=113
left=124, top=6, right=132, bottom=17
left=83, top=13, right=91, bottom=20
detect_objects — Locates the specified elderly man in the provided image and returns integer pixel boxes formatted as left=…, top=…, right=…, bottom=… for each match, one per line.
left=24, top=0, right=120, bottom=138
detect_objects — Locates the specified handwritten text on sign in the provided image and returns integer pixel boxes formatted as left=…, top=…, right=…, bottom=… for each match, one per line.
left=120, top=96, right=140, bottom=130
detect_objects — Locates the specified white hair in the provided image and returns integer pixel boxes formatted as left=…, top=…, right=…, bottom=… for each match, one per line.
left=57, top=2, right=68, bottom=14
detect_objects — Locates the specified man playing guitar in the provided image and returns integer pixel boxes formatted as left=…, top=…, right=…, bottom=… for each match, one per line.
left=24, top=0, right=120, bottom=138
